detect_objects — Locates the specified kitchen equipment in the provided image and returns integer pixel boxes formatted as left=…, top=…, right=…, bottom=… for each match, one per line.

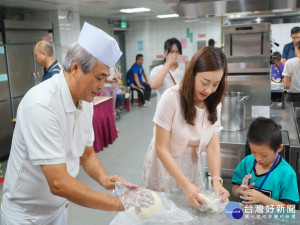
left=4, top=19, right=53, bottom=117
left=0, top=43, right=13, bottom=159
left=0, top=20, right=54, bottom=159
left=222, top=23, right=271, bottom=119
left=221, top=92, right=249, bottom=131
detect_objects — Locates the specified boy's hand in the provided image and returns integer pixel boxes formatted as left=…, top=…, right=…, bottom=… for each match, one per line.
left=240, top=189, right=265, bottom=204
left=238, top=182, right=255, bottom=197
left=241, top=174, right=252, bottom=188
left=238, top=174, right=255, bottom=196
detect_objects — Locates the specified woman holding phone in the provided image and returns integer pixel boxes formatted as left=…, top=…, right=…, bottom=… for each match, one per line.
left=149, top=38, right=188, bottom=105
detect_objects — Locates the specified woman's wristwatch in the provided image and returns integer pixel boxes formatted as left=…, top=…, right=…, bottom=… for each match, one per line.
left=211, top=176, right=223, bottom=186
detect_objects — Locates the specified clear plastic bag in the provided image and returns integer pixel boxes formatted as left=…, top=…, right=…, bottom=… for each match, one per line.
left=196, top=190, right=229, bottom=213
left=110, top=191, right=193, bottom=225
left=113, top=181, right=154, bottom=210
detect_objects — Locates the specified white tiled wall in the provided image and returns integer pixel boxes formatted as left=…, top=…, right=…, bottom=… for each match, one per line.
left=23, top=12, right=222, bottom=73
left=80, top=16, right=114, bottom=36
left=125, top=17, right=222, bottom=76
left=24, top=10, right=81, bottom=64
left=55, top=11, right=80, bottom=62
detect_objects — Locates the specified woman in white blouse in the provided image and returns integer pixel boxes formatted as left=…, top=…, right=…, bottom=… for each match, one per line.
left=142, top=47, right=230, bottom=207
left=149, top=38, right=188, bottom=105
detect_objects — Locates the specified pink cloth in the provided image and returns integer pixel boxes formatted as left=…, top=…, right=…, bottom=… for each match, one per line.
left=93, top=98, right=117, bottom=152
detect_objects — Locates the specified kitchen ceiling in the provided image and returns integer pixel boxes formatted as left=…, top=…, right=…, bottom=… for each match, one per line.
left=0, top=0, right=299, bottom=21
left=0, top=0, right=174, bottom=21
left=163, top=0, right=300, bottom=18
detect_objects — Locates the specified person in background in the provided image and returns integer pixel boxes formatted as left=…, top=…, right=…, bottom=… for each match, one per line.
left=270, top=52, right=284, bottom=103
left=115, top=85, right=126, bottom=118
left=149, top=37, right=188, bottom=105
left=141, top=47, right=230, bottom=207
left=282, top=26, right=300, bottom=64
left=282, top=41, right=300, bottom=102
left=129, top=54, right=152, bottom=107
left=271, top=52, right=284, bottom=82
left=34, top=40, right=61, bottom=82
left=232, top=117, right=299, bottom=207
left=208, top=39, right=215, bottom=47
left=103, top=66, right=122, bottom=116
left=1, top=22, right=153, bottom=225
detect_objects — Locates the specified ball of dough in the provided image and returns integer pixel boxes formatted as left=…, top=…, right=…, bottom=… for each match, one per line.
left=198, top=193, right=218, bottom=211
left=135, top=191, right=163, bottom=221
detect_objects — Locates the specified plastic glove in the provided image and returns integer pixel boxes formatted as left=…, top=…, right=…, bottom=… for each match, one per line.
left=239, top=174, right=255, bottom=198
left=240, top=174, right=253, bottom=191
left=114, top=181, right=154, bottom=210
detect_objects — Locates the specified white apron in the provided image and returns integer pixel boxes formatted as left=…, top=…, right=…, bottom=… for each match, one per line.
left=1, top=196, right=68, bottom=225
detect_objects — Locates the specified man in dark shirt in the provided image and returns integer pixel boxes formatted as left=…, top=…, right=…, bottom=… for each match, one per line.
left=282, top=27, right=300, bottom=64
left=34, top=40, right=61, bottom=81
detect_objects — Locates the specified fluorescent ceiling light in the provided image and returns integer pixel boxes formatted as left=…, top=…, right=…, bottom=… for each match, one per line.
left=157, top=14, right=179, bottom=18
left=120, top=7, right=150, bottom=13
left=184, top=19, right=200, bottom=23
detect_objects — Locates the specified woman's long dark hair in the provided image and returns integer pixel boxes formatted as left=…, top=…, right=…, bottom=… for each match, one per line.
left=162, top=38, right=182, bottom=63
left=179, top=47, right=227, bottom=125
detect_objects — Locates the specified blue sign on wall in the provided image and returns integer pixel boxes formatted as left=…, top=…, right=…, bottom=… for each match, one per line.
left=0, top=74, right=8, bottom=82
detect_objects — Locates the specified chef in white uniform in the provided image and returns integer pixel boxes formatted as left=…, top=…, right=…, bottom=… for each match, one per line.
left=1, top=22, right=152, bottom=225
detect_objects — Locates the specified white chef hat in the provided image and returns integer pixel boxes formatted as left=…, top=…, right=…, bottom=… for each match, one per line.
left=78, top=22, right=122, bottom=67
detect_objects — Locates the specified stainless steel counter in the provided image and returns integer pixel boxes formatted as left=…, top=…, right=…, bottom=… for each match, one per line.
left=220, top=102, right=299, bottom=147
left=271, top=103, right=300, bottom=147
left=110, top=193, right=299, bottom=225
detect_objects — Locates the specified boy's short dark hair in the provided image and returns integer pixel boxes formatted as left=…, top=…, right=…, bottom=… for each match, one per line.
left=247, top=117, right=282, bottom=152
left=291, top=27, right=300, bottom=35
left=136, top=54, right=143, bottom=61
left=272, top=51, right=281, bottom=61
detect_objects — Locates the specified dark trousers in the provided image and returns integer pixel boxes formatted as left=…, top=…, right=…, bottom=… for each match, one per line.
left=135, top=81, right=152, bottom=101
left=286, top=92, right=300, bottom=102
left=115, top=94, right=125, bottom=109
left=130, top=84, right=145, bottom=105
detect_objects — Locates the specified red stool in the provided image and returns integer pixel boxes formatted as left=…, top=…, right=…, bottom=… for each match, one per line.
left=123, top=93, right=130, bottom=112
left=129, top=87, right=142, bottom=106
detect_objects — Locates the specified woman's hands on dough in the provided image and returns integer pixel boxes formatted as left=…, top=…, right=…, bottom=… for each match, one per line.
left=182, top=181, right=204, bottom=207
left=212, top=180, right=230, bottom=202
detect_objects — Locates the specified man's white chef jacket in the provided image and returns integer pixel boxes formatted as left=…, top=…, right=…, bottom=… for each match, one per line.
left=2, top=70, right=94, bottom=215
